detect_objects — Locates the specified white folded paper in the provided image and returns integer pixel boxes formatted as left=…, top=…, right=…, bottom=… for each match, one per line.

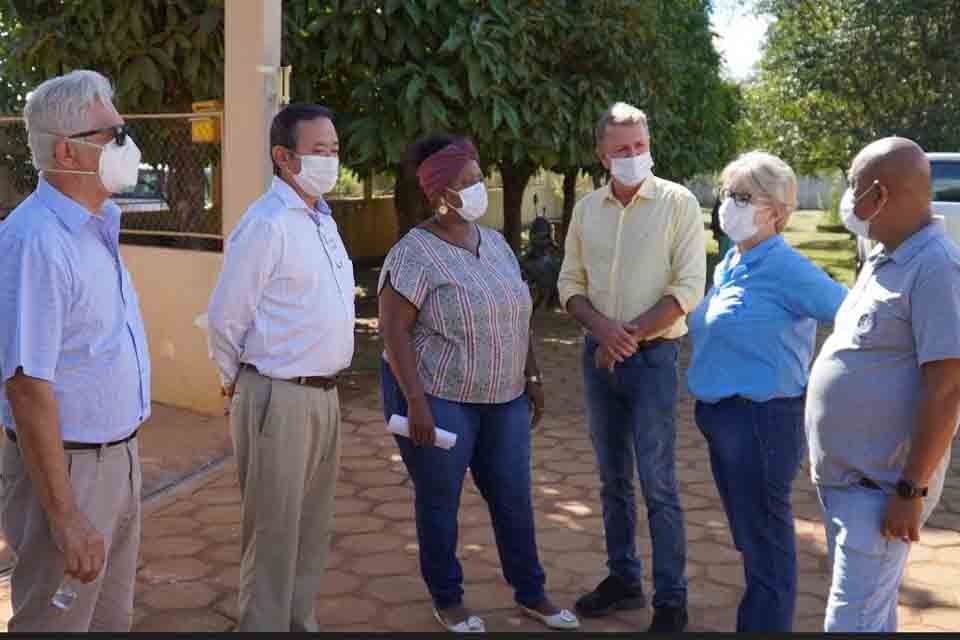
left=387, top=414, right=457, bottom=450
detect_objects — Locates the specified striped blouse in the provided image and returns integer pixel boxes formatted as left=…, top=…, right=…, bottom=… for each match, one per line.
left=378, top=225, right=532, bottom=404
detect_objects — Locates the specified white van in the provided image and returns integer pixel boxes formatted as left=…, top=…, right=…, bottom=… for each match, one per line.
left=856, top=152, right=960, bottom=269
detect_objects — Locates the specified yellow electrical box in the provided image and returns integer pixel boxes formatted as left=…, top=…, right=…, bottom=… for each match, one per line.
left=191, top=99, right=223, bottom=143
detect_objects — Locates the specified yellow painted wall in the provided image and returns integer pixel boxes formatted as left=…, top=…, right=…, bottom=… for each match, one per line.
left=121, top=245, right=224, bottom=416
left=329, top=195, right=399, bottom=262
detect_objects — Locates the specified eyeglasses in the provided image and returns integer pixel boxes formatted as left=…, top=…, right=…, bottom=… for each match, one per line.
left=67, top=124, right=130, bottom=147
left=719, top=188, right=754, bottom=207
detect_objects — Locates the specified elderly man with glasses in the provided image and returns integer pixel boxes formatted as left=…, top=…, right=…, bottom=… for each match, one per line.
left=0, top=70, right=150, bottom=632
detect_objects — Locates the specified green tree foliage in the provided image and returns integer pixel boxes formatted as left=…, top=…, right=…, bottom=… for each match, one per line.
left=2, top=0, right=225, bottom=233
left=287, top=0, right=739, bottom=249
left=745, top=0, right=960, bottom=174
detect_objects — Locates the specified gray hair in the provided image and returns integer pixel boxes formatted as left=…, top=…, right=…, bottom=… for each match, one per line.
left=721, top=151, right=798, bottom=231
left=596, top=102, right=649, bottom=146
left=24, top=70, right=117, bottom=170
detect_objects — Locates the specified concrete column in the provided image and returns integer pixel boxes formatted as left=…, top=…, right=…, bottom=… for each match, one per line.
left=223, top=0, right=282, bottom=236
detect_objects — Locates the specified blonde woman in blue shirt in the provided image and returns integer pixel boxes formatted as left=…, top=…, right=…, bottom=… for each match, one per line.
left=686, top=152, right=847, bottom=632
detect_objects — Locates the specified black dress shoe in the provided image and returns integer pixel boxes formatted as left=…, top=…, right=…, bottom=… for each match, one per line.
left=574, top=575, right=646, bottom=618
left=648, top=606, right=688, bottom=632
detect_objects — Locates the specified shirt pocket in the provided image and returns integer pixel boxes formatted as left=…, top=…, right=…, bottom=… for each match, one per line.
left=850, top=300, right=908, bottom=350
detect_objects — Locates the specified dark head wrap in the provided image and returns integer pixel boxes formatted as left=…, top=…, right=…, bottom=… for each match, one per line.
left=416, top=140, right=479, bottom=201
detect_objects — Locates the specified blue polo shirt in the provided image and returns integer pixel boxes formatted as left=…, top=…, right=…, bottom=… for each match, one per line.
left=687, top=235, right=847, bottom=403
left=0, top=179, right=151, bottom=443
left=807, top=222, right=960, bottom=517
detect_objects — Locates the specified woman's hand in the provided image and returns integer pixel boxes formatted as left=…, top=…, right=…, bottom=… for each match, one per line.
left=407, top=396, right=437, bottom=447
left=527, top=380, right=545, bottom=430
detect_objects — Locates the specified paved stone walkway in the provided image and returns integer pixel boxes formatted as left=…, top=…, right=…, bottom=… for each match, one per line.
left=1, top=311, right=958, bottom=632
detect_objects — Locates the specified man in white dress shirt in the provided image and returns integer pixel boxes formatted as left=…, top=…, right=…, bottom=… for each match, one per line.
left=207, top=104, right=355, bottom=632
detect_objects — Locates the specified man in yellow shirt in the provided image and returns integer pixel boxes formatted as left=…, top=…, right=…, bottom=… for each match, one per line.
left=559, top=102, right=705, bottom=632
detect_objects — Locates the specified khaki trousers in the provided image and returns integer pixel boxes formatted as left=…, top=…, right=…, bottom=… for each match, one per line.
left=0, top=437, right=142, bottom=632
left=231, top=366, right=341, bottom=632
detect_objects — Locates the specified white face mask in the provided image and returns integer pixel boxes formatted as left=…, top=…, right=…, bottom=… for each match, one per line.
left=718, top=198, right=759, bottom=244
left=610, top=152, right=654, bottom=187
left=45, top=136, right=142, bottom=194
left=293, top=154, right=339, bottom=197
left=448, top=182, right=488, bottom=222
left=839, top=182, right=881, bottom=238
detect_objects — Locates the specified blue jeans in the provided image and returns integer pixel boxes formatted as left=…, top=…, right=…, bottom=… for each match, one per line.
left=582, top=336, right=687, bottom=608
left=380, top=359, right=546, bottom=610
left=818, top=484, right=911, bottom=632
left=695, top=396, right=806, bottom=631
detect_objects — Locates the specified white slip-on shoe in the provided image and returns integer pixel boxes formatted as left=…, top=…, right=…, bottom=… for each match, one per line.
left=522, top=606, right=581, bottom=630
left=434, top=608, right=486, bottom=633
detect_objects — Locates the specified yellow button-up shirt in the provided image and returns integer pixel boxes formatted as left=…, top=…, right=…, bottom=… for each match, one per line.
left=558, top=176, right=706, bottom=339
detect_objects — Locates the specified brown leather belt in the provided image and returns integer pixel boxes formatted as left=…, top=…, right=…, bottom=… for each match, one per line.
left=242, top=363, right=338, bottom=390
left=5, top=428, right=138, bottom=451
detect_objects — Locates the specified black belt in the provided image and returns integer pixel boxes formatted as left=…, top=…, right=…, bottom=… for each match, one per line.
left=5, top=428, right=138, bottom=451
left=636, top=337, right=678, bottom=351
left=242, top=363, right=338, bottom=390
left=858, top=477, right=883, bottom=491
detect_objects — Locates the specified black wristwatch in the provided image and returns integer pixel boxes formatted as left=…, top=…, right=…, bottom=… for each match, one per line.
left=895, top=479, right=928, bottom=499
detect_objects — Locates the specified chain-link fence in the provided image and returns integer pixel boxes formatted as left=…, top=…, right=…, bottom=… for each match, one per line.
left=1, top=113, right=222, bottom=249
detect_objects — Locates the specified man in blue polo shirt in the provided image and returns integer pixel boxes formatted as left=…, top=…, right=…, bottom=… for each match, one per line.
left=807, top=137, right=960, bottom=632
left=0, top=70, right=150, bottom=632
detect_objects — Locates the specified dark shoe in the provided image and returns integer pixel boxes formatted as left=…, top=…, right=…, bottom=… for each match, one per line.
left=574, top=575, right=646, bottom=618
left=648, top=606, right=688, bottom=632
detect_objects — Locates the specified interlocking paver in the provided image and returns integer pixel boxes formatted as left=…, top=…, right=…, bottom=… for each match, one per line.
left=140, top=557, right=214, bottom=584
left=1, top=313, right=957, bottom=633
left=142, top=581, right=220, bottom=610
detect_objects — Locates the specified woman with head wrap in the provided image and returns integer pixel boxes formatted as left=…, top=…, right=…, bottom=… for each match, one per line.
left=378, top=134, right=579, bottom=632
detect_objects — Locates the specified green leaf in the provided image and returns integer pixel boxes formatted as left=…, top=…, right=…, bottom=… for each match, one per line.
left=137, top=56, right=163, bottom=92
left=372, top=15, right=387, bottom=42
left=492, top=99, right=503, bottom=130
left=466, top=57, right=484, bottom=98
left=405, top=74, right=425, bottom=105
left=488, top=0, right=509, bottom=23
left=439, top=30, right=463, bottom=53
left=197, top=9, right=222, bottom=36
left=502, top=103, right=521, bottom=137
left=405, top=1, right=423, bottom=28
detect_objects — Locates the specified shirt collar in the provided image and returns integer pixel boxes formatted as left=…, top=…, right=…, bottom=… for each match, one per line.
left=602, top=175, right=658, bottom=208
left=271, top=176, right=331, bottom=216
left=878, top=221, right=943, bottom=265
left=35, top=177, right=121, bottom=233
left=739, top=234, right=785, bottom=265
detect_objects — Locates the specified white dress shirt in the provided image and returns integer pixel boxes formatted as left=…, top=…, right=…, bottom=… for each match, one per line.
left=207, top=177, right=355, bottom=385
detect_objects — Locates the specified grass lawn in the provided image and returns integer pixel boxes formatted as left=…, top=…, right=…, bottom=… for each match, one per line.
left=703, top=208, right=857, bottom=287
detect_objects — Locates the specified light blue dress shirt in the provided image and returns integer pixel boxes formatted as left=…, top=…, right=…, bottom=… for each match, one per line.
left=0, top=179, right=151, bottom=442
left=207, top=178, right=355, bottom=386
left=687, top=235, right=847, bottom=403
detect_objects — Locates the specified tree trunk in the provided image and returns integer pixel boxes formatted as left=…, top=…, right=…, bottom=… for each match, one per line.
left=393, top=162, right=428, bottom=238
left=560, top=168, right=578, bottom=247
left=499, top=159, right=535, bottom=254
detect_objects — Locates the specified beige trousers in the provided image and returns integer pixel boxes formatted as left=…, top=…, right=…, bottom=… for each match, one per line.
left=231, top=366, right=341, bottom=632
left=0, top=437, right=141, bottom=632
